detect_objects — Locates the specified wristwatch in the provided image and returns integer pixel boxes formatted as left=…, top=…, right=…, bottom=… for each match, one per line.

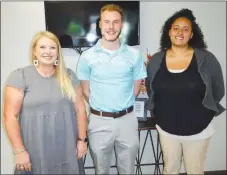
left=78, top=137, right=88, bottom=143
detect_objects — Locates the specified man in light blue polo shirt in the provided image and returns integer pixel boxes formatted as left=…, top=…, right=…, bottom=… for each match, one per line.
left=77, top=4, right=147, bottom=174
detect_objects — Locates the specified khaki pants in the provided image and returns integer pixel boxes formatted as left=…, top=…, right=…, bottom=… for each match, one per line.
left=88, top=112, right=139, bottom=174
left=158, top=132, right=210, bottom=174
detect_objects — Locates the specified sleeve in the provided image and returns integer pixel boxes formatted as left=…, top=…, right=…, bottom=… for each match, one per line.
left=5, top=68, right=26, bottom=90
left=133, top=51, right=147, bottom=80
left=76, top=53, right=91, bottom=80
left=208, top=52, right=226, bottom=116
left=209, top=53, right=225, bottom=103
left=67, top=69, right=80, bottom=87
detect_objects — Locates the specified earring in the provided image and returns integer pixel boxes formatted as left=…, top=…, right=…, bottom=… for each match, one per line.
left=54, top=60, right=58, bottom=66
left=33, top=60, right=39, bottom=66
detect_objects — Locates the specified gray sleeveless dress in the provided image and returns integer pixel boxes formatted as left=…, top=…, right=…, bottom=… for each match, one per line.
left=6, top=65, right=85, bottom=174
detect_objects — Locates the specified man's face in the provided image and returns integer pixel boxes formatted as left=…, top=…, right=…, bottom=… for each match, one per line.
left=99, top=10, right=123, bottom=42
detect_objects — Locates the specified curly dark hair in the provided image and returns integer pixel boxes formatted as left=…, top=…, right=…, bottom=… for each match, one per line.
left=160, top=8, right=207, bottom=51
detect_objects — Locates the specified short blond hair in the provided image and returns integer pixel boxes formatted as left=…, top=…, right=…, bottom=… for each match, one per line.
left=100, top=4, right=123, bottom=20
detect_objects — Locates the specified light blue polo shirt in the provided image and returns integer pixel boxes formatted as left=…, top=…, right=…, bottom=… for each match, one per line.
left=77, top=39, right=147, bottom=112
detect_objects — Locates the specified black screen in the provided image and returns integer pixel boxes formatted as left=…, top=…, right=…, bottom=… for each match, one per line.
left=44, top=1, right=140, bottom=47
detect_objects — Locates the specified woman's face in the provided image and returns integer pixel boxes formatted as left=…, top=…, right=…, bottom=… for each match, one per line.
left=169, top=17, right=193, bottom=47
left=33, top=36, right=58, bottom=65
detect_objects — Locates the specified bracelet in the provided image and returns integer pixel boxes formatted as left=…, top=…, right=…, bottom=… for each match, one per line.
left=78, top=137, right=88, bottom=143
left=13, top=148, right=26, bottom=155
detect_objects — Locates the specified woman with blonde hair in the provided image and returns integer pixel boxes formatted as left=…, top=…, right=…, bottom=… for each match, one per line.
left=3, top=31, right=87, bottom=174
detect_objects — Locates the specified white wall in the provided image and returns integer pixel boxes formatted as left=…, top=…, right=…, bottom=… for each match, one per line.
left=1, top=2, right=46, bottom=174
left=1, top=2, right=226, bottom=174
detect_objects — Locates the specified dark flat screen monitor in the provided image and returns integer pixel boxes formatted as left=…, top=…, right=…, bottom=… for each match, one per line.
left=44, top=1, right=140, bottom=47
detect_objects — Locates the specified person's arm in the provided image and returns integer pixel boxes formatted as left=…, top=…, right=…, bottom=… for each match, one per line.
left=4, top=86, right=25, bottom=151
left=67, top=67, right=88, bottom=159
left=207, top=52, right=225, bottom=116
left=133, top=51, right=147, bottom=97
left=74, top=84, right=88, bottom=159
left=80, top=80, right=90, bottom=103
left=209, top=53, right=225, bottom=102
left=134, top=79, right=142, bottom=97
left=4, top=86, right=31, bottom=171
left=76, top=52, right=91, bottom=104
left=74, top=84, right=87, bottom=140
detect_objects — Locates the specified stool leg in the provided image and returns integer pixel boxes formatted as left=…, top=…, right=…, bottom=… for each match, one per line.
left=114, top=146, right=120, bottom=174
left=136, top=130, right=143, bottom=175
left=156, top=133, right=163, bottom=174
left=148, top=131, right=159, bottom=174
left=139, top=131, right=150, bottom=174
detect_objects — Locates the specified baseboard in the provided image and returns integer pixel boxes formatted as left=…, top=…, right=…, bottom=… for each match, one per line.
left=205, top=170, right=227, bottom=175
left=180, top=170, right=227, bottom=175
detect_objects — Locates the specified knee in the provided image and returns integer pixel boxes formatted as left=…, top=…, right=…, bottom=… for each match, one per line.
left=127, top=138, right=139, bottom=151
left=122, top=139, right=139, bottom=155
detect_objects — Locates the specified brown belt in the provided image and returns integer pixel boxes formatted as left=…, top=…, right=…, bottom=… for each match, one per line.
left=90, top=106, right=134, bottom=118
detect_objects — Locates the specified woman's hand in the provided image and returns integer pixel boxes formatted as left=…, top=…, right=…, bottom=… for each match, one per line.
left=76, top=141, right=87, bottom=159
left=15, top=151, right=32, bottom=172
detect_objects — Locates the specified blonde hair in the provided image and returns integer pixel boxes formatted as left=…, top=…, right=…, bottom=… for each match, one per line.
left=100, top=4, right=123, bottom=20
left=30, top=31, right=76, bottom=102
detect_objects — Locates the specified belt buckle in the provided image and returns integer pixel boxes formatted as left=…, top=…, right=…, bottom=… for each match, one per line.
left=113, top=111, right=120, bottom=118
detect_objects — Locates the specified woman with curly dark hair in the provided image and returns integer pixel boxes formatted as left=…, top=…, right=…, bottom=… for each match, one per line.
left=145, top=9, right=225, bottom=174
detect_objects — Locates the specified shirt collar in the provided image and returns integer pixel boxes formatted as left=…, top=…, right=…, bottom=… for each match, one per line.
left=94, top=39, right=127, bottom=53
